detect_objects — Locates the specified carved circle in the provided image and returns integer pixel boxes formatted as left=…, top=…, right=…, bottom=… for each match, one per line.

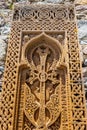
left=21, top=8, right=34, bottom=20
left=39, top=9, right=50, bottom=20
left=38, top=72, right=48, bottom=82
left=55, top=10, right=65, bottom=19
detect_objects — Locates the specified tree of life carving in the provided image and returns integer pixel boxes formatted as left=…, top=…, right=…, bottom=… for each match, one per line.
left=24, top=43, right=63, bottom=130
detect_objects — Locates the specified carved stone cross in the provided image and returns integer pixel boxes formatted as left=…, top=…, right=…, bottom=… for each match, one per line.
left=26, top=46, right=60, bottom=129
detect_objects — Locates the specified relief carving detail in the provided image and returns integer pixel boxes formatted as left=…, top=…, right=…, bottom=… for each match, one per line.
left=23, top=36, right=64, bottom=130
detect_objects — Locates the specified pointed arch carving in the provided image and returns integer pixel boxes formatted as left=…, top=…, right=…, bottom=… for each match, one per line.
left=22, top=33, right=64, bottom=65
left=17, top=32, right=68, bottom=130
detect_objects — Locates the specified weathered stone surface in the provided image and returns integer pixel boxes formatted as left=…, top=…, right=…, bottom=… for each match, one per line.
left=0, top=39, right=7, bottom=60
left=78, top=20, right=87, bottom=44
left=46, top=0, right=64, bottom=3
left=76, top=0, right=87, bottom=4
left=0, top=16, right=5, bottom=27
left=76, top=5, right=87, bottom=20
left=0, top=66, right=4, bottom=86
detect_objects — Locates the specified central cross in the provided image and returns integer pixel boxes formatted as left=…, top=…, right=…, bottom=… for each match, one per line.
left=27, top=47, right=59, bottom=129
left=36, top=47, right=50, bottom=129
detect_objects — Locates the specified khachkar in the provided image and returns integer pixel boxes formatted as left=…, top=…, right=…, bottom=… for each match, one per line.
left=0, top=2, right=87, bottom=130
